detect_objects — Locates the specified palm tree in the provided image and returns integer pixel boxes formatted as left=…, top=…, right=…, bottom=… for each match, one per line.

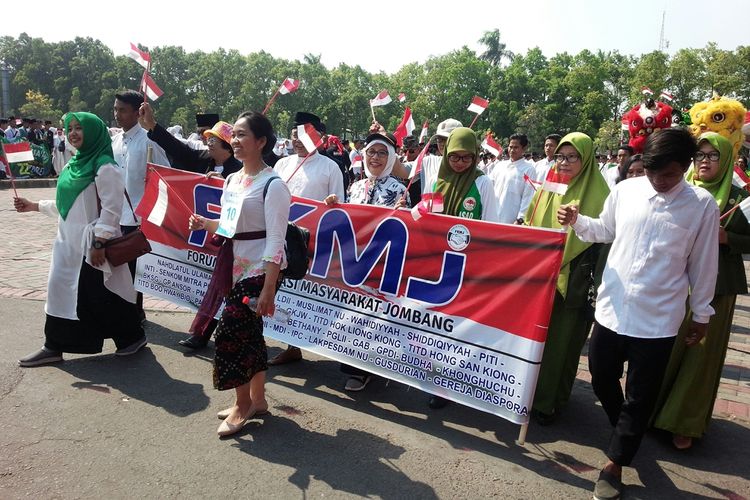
left=479, top=29, right=514, bottom=66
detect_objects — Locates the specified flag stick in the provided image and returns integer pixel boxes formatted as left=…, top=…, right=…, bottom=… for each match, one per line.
left=262, top=88, right=280, bottom=115
left=719, top=203, right=740, bottom=221
left=398, top=140, right=433, bottom=207
left=1, top=151, right=19, bottom=198
left=468, top=113, right=480, bottom=129
left=283, top=152, right=315, bottom=184
left=527, top=189, right=544, bottom=225
left=370, top=103, right=377, bottom=123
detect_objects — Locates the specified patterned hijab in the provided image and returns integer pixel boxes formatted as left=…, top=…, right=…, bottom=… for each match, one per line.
left=56, top=112, right=115, bottom=219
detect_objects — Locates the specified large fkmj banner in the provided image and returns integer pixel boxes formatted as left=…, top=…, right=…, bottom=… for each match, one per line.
left=136, top=165, right=566, bottom=424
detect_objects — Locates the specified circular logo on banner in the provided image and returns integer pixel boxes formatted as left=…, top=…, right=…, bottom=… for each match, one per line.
left=462, top=197, right=477, bottom=211
left=447, top=224, right=471, bottom=251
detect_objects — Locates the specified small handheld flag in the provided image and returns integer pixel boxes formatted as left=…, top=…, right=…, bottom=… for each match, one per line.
left=296, top=123, right=323, bottom=153
left=128, top=43, right=151, bottom=70
left=541, top=168, right=571, bottom=195
left=370, top=91, right=392, bottom=107
left=467, top=96, right=489, bottom=115
left=393, top=107, right=415, bottom=147
left=641, top=86, right=654, bottom=96
left=419, top=121, right=429, bottom=143
left=2, top=142, right=35, bottom=163
left=140, top=71, right=164, bottom=101
left=733, top=165, right=749, bottom=188
left=279, top=78, right=300, bottom=95
left=398, top=93, right=406, bottom=103
left=481, top=133, right=502, bottom=157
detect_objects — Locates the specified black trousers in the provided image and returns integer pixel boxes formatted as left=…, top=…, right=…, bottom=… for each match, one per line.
left=120, top=225, right=144, bottom=315
left=588, top=322, right=675, bottom=466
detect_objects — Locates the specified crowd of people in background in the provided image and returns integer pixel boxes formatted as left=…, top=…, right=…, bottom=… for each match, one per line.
left=6, top=87, right=750, bottom=500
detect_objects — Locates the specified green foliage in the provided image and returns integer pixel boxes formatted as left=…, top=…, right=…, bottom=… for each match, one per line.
left=1, top=33, right=749, bottom=151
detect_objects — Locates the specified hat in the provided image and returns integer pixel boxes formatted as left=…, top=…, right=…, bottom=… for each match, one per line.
left=436, top=118, right=463, bottom=138
left=195, top=113, right=220, bottom=128
left=202, top=121, right=233, bottom=145
left=364, top=132, right=398, bottom=150
left=293, top=111, right=324, bottom=132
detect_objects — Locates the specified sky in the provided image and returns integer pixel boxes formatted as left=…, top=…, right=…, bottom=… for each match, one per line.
left=5, top=0, right=746, bottom=74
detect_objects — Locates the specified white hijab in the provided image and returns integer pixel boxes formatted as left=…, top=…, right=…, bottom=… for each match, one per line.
left=363, top=139, right=396, bottom=180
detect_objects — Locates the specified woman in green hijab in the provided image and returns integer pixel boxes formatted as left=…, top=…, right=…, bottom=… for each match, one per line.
left=526, top=132, right=610, bottom=424
left=13, top=112, right=146, bottom=367
left=653, top=132, right=750, bottom=449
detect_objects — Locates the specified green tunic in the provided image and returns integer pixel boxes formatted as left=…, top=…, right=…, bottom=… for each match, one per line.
left=653, top=185, right=750, bottom=437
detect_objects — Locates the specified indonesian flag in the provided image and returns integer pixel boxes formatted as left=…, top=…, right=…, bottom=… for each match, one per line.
left=140, top=70, right=164, bottom=101
left=641, top=86, right=654, bottom=96
left=128, top=42, right=151, bottom=69
left=279, top=77, right=300, bottom=95
left=481, top=133, right=502, bottom=157
left=2, top=142, right=34, bottom=163
left=398, top=93, right=406, bottom=103
left=467, top=96, right=489, bottom=115
left=146, top=178, right=169, bottom=226
left=419, top=121, right=429, bottom=143
left=541, top=168, right=571, bottom=195
left=659, top=91, right=674, bottom=101
left=296, top=123, right=323, bottom=152
left=370, top=90, right=392, bottom=107
left=733, top=165, right=749, bottom=188
left=351, top=154, right=363, bottom=172
left=393, top=107, right=416, bottom=147
left=739, top=197, right=750, bottom=220
left=411, top=192, right=444, bottom=221
left=408, top=142, right=431, bottom=180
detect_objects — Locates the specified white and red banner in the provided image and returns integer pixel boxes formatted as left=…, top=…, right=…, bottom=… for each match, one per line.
left=370, top=90, right=392, bottom=107
left=141, top=71, right=164, bottom=101
left=467, top=96, right=489, bottom=115
left=481, top=134, right=502, bottom=157
left=128, top=42, right=151, bottom=69
left=2, top=142, right=34, bottom=163
left=393, top=107, right=416, bottom=147
left=135, top=165, right=566, bottom=424
left=279, top=77, right=300, bottom=95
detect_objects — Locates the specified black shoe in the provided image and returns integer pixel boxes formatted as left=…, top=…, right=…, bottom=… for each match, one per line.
left=19, top=347, right=63, bottom=367
left=178, top=336, right=209, bottom=349
left=593, top=469, right=622, bottom=500
left=428, top=395, right=449, bottom=409
left=531, top=408, right=557, bottom=426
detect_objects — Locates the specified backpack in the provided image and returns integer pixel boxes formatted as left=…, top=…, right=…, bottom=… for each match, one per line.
left=263, top=177, right=310, bottom=279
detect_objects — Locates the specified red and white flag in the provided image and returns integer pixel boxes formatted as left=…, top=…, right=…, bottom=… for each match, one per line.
left=370, top=90, right=392, bottom=107
left=296, top=123, right=323, bottom=153
left=659, top=91, right=674, bottom=101
left=733, top=165, right=750, bottom=188
left=467, top=96, right=489, bottom=115
left=140, top=71, right=164, bottom=101
left=398, top=93, right=406, bottom=103
left=146, top=178, right=169, bottom=226
left=2, top=142, right=34, bottom=163
left=411, top=192, right=444, bottom=221
left=481, top=133, right=502, bottom=157
left=128, top=42, right=151, bottom=70
left=279, top=77, right=300, bottom=95
left=419, top=121, right=429, bottom=143
left=351, top=154, right=363, bottom=172
left=641, top=86, right=654, bottom=96
left=408, top=142, right=431, bottom=180
left=541, top=168, right=571, bottom=195
left=739, top=197, right=750, bottom=220
left=393, top=107, right=415, bottom=147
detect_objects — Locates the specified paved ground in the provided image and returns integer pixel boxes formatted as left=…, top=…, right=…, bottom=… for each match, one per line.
left=1, top=184, right=748, bottom=499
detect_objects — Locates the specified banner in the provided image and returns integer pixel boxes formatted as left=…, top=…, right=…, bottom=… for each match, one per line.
left=136, top=165, right=566, bottom=424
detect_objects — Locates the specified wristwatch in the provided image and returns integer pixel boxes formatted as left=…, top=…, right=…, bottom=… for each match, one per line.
left=92, top=240, right=105, bottom=250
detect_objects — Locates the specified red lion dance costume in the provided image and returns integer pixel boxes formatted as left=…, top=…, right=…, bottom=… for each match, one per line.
left=622, top=98, right=674, bottom=153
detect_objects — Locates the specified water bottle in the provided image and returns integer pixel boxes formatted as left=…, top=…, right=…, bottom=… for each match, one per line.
left=242, top=296, right=291, bottom=323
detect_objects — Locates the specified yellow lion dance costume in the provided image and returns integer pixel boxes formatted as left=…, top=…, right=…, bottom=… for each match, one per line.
left=689, top=94, right=747, bottom=158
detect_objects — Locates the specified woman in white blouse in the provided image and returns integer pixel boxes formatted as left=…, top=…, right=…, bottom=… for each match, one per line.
left=189, top=111, right=290, bottom=437
left=14, top=112, right=146, bottom=367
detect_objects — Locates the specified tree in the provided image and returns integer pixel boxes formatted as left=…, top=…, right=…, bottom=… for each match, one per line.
left=478, top=29, right=513, bottom=66
left=19, top=90, right=62, bottom=122
left=594, top=120, right=624, bottom=154
left=67, top=87, right=88, bottom=112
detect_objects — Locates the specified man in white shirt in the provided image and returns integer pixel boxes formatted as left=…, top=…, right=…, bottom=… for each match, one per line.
left=533, top=133, right=561, bottom=181
left=349, top=137, right=365, bottom=180
left=603, top=145, right=633, bottom=188
left=488, top=133, right=536, bottom=224
left=270, top=111, right=345, bottom=366
left=4, top=116, right=20, bottom=142
left=558, top=128, right=718, bottom=500
left=112, top=90, right=170, bottom=321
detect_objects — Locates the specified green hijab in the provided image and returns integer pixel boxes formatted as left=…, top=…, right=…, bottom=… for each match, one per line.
left=526, top=132, right=610, bottom=297
left=686, top=132, right=734, bottom=212
left=434, top=127, right=484, bottom=217
left=56, top=112, right=116, bottom=220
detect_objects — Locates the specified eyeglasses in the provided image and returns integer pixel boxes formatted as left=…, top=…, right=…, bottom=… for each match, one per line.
left=447, top=153, right=475, bottom=163
left=554, top=153, right=580, bottom=163
left=365, top=149, right=389, bottom=158
left=694, top=151, right=720, bottom=162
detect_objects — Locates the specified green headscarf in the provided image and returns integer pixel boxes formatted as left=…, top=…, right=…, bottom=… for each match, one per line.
left=526, top=132, right=610, bottom=297
left=686, top=132, right=734, bottom=211
left=56, top=112, right=116, bottom=220
left=434, top=127, right=484, bottom=217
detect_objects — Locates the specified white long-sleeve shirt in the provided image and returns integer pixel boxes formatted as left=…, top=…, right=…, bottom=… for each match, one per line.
left=112, top=123, right=170, bottom=226
left=571, top=176, right=719, bottom=339
left=533, top=157, right=555, bottom=182
left=273, top=150, right=345, bottom=201
left=488, top=158, right=536, bottom=223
